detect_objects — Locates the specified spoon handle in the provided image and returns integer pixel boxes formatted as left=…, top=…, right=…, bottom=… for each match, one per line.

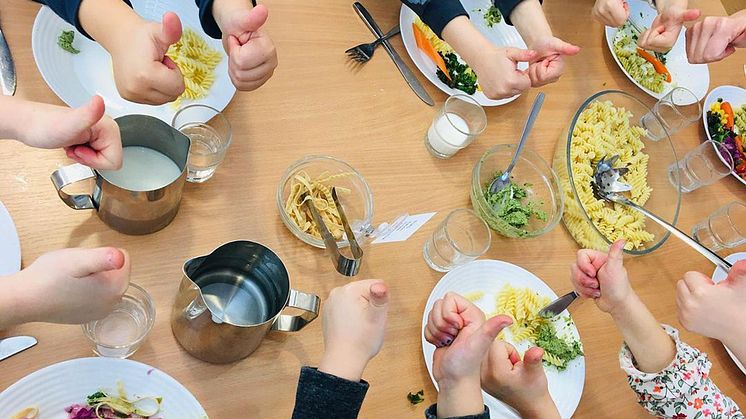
left=627, top=200, right=732, bottom=276
left=505, top=92, right=545, bottom=175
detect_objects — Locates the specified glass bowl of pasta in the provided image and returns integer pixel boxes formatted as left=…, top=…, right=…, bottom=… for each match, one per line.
left=553, top=90, right=681, bottom=255
left=470, top=145, right=563, bottom=238
left=277, top=155, right=374, bottom=248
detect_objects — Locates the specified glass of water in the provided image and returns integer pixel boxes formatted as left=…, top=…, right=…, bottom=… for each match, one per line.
left=172, top=104, right=232, bottom=183
left=668, top=140, right=734, bottom=193
left=692, top=201, right=746, bottom=251
left=82, top=283, right=155, bottom=358
left=641, top=87, right=702, bottom=141
left=425, top=95, right=487, bottom=159
left=423, top=208, right=491, bottom=272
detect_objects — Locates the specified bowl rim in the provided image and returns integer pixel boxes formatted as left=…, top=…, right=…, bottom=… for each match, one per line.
left=564, top=89, right=681, bottom=255
left=472, top=144, right=564, bottom=237
left=276, top=155, right=374, bottom=249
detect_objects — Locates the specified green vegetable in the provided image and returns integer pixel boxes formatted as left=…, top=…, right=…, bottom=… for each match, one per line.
left=437, top=52, right=478, bottom=95
left=57, top=30, right=80, bottom=54
left=482, top=6, right=503, bottom=27
left=535, top=322, right=583, bottom=371
left=407, top=390, right=425, bottom=405
left=482, top=173, right=547, bottom=237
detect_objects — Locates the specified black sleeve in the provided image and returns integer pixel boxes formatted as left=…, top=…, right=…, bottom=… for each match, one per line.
left=195, top=0, right=258, bottom=39
left=424, top=404, right=491, bottom=419
left=495, top=0, right=543, bottom=26
left=34, top=0, right=132, bottom=39
left=291, top=367, right=370, bottom=419
left=400, top=0, right=468, bottom=39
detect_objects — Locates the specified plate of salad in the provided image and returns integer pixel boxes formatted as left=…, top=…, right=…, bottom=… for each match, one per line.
left=703, top=85, right=746, bottom=185
left=421, top=260, right=585, bottom=418
left=399, top=0, right=528, bottom=106
left=0, top=357, right=206, bottom=418
left=604, top=0, right=709, bottom=103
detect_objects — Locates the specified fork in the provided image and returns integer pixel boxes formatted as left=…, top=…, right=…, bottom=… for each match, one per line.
left=345, top=25, right=400, bottom=63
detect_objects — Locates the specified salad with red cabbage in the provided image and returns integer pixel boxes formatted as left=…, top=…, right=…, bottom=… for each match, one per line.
left=706, top=98, right=746, bottom=180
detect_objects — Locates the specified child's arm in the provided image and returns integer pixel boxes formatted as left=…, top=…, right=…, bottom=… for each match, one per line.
left=592, top=0, right=629, bottom=27
left=685, top=9, right=746, bottom=64
left=637, top=0, right=700, bottom=52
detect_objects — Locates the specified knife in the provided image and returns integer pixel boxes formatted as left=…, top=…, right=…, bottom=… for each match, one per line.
left=0, top=336, right=37, bottom=361
left=538, top=291, right=578, bottom=318
left=0, top=17, right=16, bottom=96
left=352, top=2, right=433, bottom=106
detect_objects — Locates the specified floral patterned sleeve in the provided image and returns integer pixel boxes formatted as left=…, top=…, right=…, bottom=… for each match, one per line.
left=619, top=324, right=743, bottom=419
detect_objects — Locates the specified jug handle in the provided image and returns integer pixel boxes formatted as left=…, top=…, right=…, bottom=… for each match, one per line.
left=51, top=163, right=96, bottom=210
left=271, top=290, right=320, bottom=332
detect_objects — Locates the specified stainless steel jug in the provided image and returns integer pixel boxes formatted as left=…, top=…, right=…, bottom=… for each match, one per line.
left=171, top=241, right=320, bottom=363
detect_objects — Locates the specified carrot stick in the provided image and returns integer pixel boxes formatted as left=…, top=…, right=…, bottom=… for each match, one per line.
left=412, top=23, right=451, bottom=81
left=722, top=102, right=735, bottom=129
left=636, top=48, right=672, bottom=82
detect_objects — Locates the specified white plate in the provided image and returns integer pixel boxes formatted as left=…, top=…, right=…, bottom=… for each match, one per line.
left=399, top=2, right=527, bottom=106
left=421, top=260, right=585, bottom=418
left=711, top=252, right=746, bottom=375
left=0, top=200, right=21, bottom=276
left=32, top=1, right=236, bottom=123
left=604, top=0, right=709, bottom=104
left=702, top=85, right=746, bottom=187
left=0, top=357, right=207, bottom=418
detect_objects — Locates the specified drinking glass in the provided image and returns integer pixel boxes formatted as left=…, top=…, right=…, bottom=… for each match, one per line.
left=82, top=283, right=155, bottom=358
left=423, top=208, right=491, bottom=272
left=668, top=140, right=734, bottom=193
left=172, top=104, right=232, bottom=183
left=425, top=95, right=487, bottom=159
left=641, top=87, right=702, bottom=141
left=692, top=201, right=746, bottom=251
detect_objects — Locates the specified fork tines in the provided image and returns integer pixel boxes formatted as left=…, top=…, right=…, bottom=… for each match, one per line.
left=345, top=47, right=370, bottom=63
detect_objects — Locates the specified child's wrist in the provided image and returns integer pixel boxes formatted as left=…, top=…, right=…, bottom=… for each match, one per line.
left=517, top=393, right=559, bottom=419
left=437, top=376, right=484, bottom=417
left=609, top=293, right=640, bottom=321
left=213, top=0, right=254, bottom=32
left=318, top=345, right=369, bottom=382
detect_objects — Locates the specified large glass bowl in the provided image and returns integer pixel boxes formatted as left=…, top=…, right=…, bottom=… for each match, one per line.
left=277, top=155, right=374, bottom=248
left=552, top=90, right=681, bottom=255
left=470, top=144, right=563, bottom=238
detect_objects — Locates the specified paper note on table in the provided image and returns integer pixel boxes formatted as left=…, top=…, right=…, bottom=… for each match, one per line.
left=371, top=212, right=437, bottom=244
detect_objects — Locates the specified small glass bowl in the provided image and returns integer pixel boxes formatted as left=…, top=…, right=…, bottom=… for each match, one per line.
left=470, top=145, right=563, bottom=238
left=82, top=283, right=155, bottom=359
left=277, top=155, right=374, bottom=248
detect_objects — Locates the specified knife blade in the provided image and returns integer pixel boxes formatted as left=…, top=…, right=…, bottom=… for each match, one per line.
left=0, top=336, right=37, bottom=361
left=352, top=2, right=433, bottom=106
left=538, top=291, right=578, bottom=318
left=0, top=21, right=17, bottom=96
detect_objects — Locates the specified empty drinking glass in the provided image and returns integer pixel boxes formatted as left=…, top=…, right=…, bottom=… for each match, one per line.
left=423, top=208, right=491, bottom=272
left=172, top=104, right=232, bottom=183
left=425, top=95, right=487, bottom=159
left=692, top=201, right=746, bottom=251
left=641, top=87, right=702, bottom=141
left=668, top=140, right=734, bottom=193
left=82, top=283, right=155, bottom=358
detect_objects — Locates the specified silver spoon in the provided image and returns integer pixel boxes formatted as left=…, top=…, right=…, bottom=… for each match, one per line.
left=488, top=92, right=546, bottom=197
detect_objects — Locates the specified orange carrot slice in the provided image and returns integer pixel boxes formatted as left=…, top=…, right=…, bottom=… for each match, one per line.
left=636, top=48, right=672, bottom=82
left=412, top=23, right=451, bottom=81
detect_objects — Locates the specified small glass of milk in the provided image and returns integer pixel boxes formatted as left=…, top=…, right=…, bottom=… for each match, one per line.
left=425, top=95, right=486, bottom=159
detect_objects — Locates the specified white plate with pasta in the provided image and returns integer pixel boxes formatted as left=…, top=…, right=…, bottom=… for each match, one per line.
left=399, top=1, right=527, bottom=107
left=604, top=0, right=709, bottom=103
left=421, top=260, right=585, bottom=418
left=32, top=0, right=236, bottom=123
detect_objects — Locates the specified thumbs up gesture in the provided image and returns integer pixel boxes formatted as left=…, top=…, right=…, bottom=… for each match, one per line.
left=214, top=2, right=278, bottom=91
left=108, top=12, right=185, bottom=105
left=570, top=240, right=633, bottom=315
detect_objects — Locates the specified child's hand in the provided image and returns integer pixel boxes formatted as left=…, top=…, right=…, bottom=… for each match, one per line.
left=571, top=240, right=632, bottom=314
left=685, top=11, right=746, bottom=64
left=215, top=4, right=278, bottom=91
left=676, top=261, right=746, bottom=343
left=471, top=46, right=537, bottom=99
left=526, top=36, right=580, bottom=87
left=21, top=96, right=122, bottom=170
left=481, top=344, right=560, bottom=418
left=318, top=280, right=389, bottom=382
left=109, top=12, right=185, bottom=105
left=592, top=0, right=629, bottom=28
left=638, top=3, right=700, bottom=53
left=19, top=247, right=131, bottom=324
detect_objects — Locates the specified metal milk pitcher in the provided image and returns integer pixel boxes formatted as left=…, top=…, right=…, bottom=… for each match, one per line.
left=51, top=114, right=190, bottom=235
left=171, top=241, right=320, bottom=364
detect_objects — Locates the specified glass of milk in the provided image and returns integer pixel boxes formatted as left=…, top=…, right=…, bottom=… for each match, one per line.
left=425, top=95, right=487, bottom=159
left=172, top=104, right=232, bottom=183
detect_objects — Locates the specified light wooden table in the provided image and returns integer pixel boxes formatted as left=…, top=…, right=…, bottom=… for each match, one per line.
left=1, top=0, right=744, bottom=417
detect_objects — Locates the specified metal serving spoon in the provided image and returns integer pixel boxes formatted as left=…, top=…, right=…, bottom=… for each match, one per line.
left=488, top=92, right=545, bottom=199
